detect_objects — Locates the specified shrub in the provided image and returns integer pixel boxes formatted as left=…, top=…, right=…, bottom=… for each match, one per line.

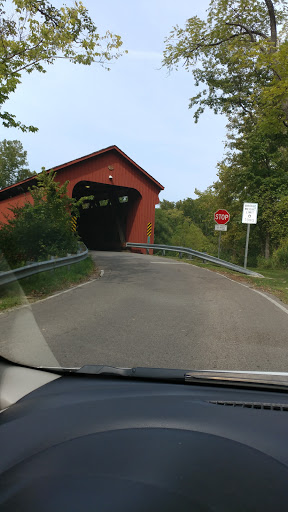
left=257, top=255, right=273, bottom=269
left=271, top=240, right=288, bottom=269
left=0, top=171, right=90, bottom=268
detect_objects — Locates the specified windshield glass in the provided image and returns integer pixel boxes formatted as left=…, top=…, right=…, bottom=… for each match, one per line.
left=1, top=0, right=288, bottom=374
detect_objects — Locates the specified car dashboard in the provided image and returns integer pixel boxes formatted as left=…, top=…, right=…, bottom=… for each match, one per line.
left=1, top=363, right=288, bottom=511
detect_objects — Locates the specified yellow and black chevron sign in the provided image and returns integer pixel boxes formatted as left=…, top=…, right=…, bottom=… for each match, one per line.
left=147, top=222, right=152, bottom=237
left=71, top=216, right=77, bottom=232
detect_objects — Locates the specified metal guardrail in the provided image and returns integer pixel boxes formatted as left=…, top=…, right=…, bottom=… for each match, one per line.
left=0, top=244, right=89, bottom=286
left=126, top=242, right=263, bottom=277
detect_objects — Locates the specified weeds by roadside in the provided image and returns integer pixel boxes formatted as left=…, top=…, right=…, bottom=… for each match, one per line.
left=0, top=257, right=98, bottom=311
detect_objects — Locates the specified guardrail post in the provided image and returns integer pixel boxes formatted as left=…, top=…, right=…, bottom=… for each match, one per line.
left=179, top=252, right=182, bottom=259
left=162, top=249, right=165, bottom=256
left=50, top=256, right=55, bottom=273
left=67, top=254, right=71, bottom=271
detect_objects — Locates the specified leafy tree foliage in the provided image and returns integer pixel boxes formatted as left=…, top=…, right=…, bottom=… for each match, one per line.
left=163, top=1, right=288, bottom=263
left=155, top=202, right=216, bottom=254
left=0, top=0, right=125, bottom=132
left=269, top=239, right=288, bottom=268
left=214, top=117, right=288, bottom=259
left=163, top=0, right=288, bottom=128
left=154, top=208, right=174, bottom=245
left=0, top=170, right=90, bottom=267
left=176, top=192, right=218, bottom=239
left=0, top=139, right=33, bottom=189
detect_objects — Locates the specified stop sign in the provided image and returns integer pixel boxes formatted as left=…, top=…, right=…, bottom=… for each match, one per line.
left=214, top=209, right=230, bottom=225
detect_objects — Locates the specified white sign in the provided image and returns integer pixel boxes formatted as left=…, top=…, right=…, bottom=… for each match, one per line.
left=215, top=224, right=227, bottom=231
left=242, top=203, right=258, bottom=224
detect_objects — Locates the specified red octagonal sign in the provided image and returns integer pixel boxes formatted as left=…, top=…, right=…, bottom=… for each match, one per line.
left=214, top=209, right=230, bottom=225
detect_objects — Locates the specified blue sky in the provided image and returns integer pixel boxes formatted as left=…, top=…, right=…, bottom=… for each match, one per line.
left=2, top=0, right=227, bottom=202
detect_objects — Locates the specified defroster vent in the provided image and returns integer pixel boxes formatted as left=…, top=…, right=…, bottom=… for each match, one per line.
left=208, top=401, right=288, bottom=411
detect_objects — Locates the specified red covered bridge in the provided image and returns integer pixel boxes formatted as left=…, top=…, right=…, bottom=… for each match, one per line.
left=0, top=146, right=164, bottom=251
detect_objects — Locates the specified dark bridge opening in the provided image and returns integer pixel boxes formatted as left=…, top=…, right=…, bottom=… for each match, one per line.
left=72, top=181, right=141, bottom=250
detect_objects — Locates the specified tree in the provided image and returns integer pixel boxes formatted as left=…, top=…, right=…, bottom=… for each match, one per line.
left=214, top=118, right=288, bottom=260
left=155, top=203, right=216, bottom=254
left=0, top=0, right=125, bottom=132
left=176, top=192, right=218, bottom=239
left=158, top=199, right=176, bottom=211
left=0, top=139, right=33, bottom=189
left=163, top=0, right=288, bottom=128
left=163, top=0, right=288, bottom=263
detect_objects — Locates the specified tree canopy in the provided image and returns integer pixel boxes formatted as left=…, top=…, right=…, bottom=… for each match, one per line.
left=163, top=0, right=288, bottom=129
left=163, top=1, right=288, bottom=262
left=0, top=138, right=33, bottom=189
left=0, top=0, right=125, bottom=132
left=155, top=202, right=216, bottom=255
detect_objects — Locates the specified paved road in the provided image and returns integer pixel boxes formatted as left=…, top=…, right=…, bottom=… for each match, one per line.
left=1, top=251, right=288, bottom=371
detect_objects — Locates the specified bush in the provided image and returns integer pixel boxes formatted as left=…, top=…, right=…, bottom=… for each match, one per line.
left=271, top=240, right=288, bottom=269
left=0, top=171, right=87, bottom=268
left=256, top=240, right=288, bottom=270
left=256, top=255, right=273, bottom=269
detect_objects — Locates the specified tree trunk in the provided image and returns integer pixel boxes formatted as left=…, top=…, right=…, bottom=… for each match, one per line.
left=265, top=0, right=277, bottom=45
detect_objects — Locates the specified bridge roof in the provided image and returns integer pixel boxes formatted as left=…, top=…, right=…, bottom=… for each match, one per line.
left=0, top=145, right=164, bottom=201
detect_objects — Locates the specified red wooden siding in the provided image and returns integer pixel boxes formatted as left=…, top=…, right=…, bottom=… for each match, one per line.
left=0, top=146, right=164, bottom=248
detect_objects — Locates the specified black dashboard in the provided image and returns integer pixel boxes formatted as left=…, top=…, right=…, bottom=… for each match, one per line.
left=1, top=373, right=288, bottom=511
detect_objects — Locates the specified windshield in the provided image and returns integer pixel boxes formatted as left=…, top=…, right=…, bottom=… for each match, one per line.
left=1, top=0, right=288, bottom=375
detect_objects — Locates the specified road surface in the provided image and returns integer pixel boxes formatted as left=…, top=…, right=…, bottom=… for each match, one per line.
left=1, top=251, right=288, bottom=372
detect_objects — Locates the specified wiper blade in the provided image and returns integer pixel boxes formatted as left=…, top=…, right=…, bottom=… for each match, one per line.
left=77, top=365, right=187, bottom=380
left=38, top=365, right=288, bottom=389
left=77, top=365, right=133, bottom=376
left=39, top=365, right=187, bottom=380
left=185, top=370, right=288, bottom=389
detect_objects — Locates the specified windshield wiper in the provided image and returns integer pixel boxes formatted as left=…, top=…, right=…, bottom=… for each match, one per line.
left=38, top=365, right=288, bottom=389
left=39, top=365, right=187, bottom=380
left=185, top=370, right=288, bottom=389
left=78, top=365, right=188, bottom=380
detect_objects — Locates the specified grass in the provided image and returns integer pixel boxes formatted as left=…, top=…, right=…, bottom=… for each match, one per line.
left=0, top=256, right=98, bottom=312
left=155, top=253, right=288, bottom=305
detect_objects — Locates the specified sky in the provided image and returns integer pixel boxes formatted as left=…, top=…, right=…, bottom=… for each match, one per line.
left=2, top=0, right=227, bottom=202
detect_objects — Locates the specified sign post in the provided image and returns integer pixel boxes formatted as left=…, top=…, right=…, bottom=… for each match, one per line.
left=242, top=203, right=258, bottom=268
left=214, top=210, right=230, bottom=259
left=244, top=224, right=251, bottom=270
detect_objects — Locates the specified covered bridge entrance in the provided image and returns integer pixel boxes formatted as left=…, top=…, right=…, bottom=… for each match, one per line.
left=73, top=181, right=141, bottom=250
left=0, top=146, right=164, bottom=251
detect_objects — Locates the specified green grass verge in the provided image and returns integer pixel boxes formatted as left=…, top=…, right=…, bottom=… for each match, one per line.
left=0, top=256, right=97, bottom=312
left=155, top=253, right=288, bottom=305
